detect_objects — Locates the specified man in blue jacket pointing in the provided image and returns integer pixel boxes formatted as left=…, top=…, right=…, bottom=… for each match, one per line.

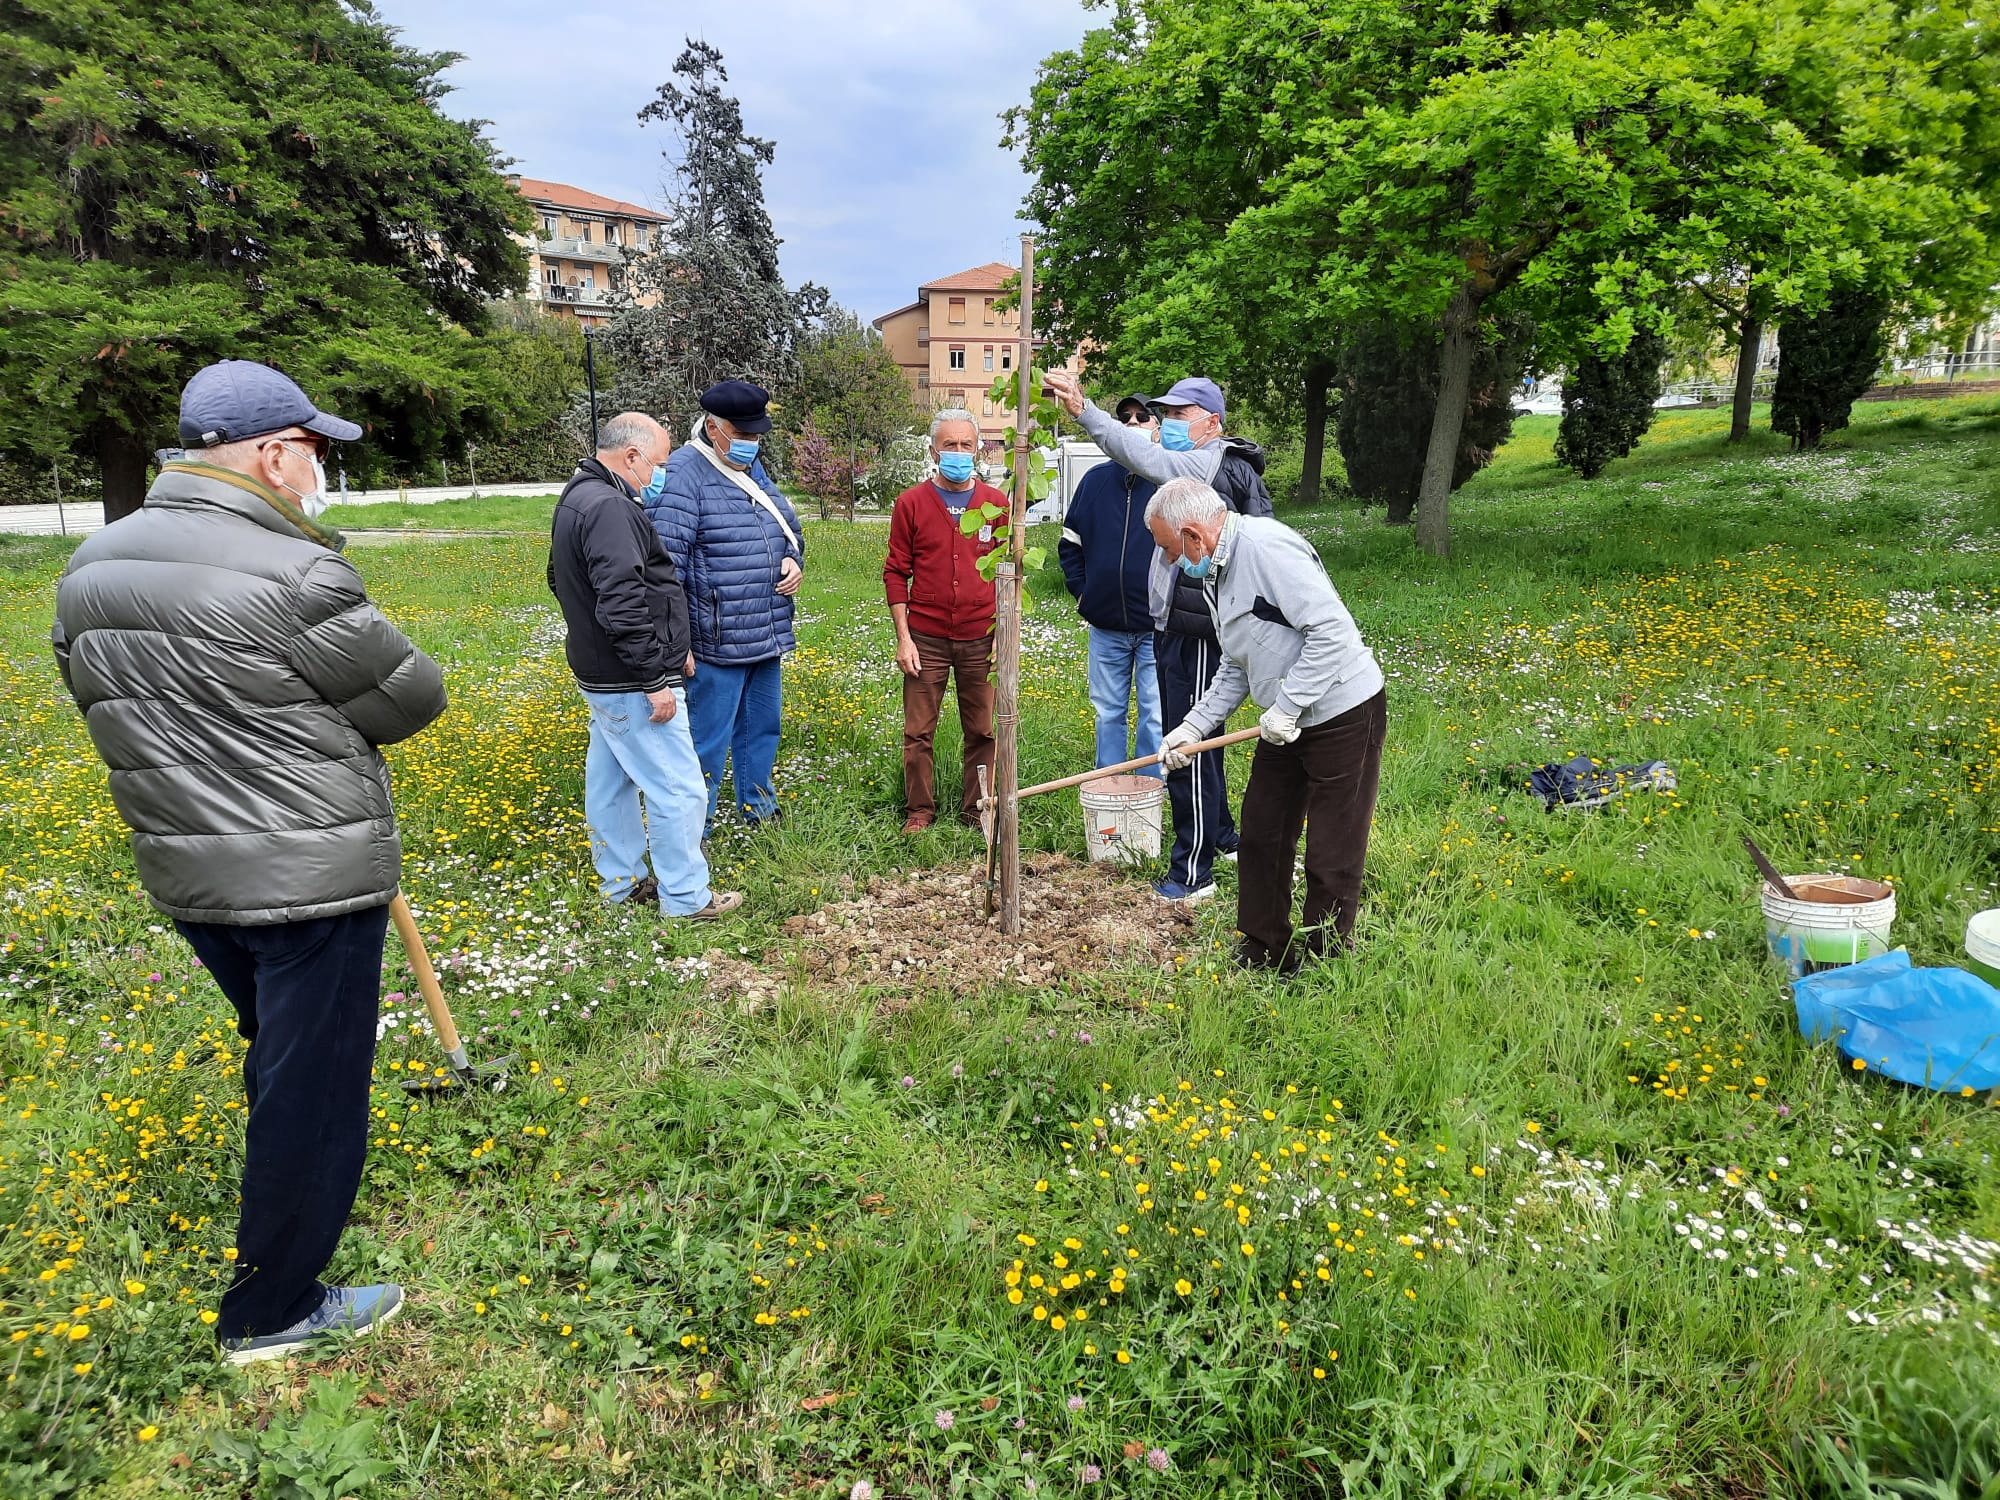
left=648, top=380, right=806, bottom=833
left=1059, top=394, right=1163, bottom=773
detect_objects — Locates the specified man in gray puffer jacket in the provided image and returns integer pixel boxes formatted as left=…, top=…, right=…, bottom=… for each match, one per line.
left=52, top=361, right=446, bottom=1365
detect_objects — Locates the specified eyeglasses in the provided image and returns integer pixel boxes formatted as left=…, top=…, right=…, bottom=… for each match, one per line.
left=1118, top=410, right=1155, bottom=426
left=259, top=431, right=330, bottom=462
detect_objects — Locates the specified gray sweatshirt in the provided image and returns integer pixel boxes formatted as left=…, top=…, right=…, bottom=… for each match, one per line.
left=1182, top=514, right=1384, bottom=736
left=1075, top=401, right=1224, bottom=628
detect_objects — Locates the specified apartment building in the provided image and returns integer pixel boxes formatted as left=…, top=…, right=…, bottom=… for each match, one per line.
left=509, top=176, right=669, bottom=326
left=873, top=263, right=1084, bottom=449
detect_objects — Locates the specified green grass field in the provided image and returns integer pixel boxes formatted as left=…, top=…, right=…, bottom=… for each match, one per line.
left=3, top=399, right=2000, bottom=1497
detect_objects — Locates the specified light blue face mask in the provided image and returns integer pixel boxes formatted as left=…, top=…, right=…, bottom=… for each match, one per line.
left=1177, top=547, right=1212, bottom=578
left=1159, top=417, right=1195, bottom=452
left=936, top=451, right=976, bottom=484
left=640, top=463, right=667, bottom=502
left=727, top=438, right=761, bottom=467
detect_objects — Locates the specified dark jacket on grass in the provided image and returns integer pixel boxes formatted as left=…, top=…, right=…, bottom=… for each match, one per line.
left=52, top=462, right=446, bottom=925
left=549, top=457, right=691, bottom=696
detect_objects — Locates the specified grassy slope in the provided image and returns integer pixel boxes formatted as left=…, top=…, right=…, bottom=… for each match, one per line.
left=1, top=400, right=1997, bottom=1497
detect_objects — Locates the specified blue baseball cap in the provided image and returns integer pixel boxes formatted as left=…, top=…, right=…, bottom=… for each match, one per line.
left=177, top=360, right=362, bottom=448
left=1148, top=377, right=1225, bottom=418
left=700, top=379, right=773, bottom=434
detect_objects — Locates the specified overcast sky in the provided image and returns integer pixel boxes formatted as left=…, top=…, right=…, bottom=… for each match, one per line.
left=380, top=0, right=1098, bottom=324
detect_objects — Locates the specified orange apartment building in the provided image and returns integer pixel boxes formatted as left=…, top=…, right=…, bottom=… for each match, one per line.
left=507, top=176, right=669, bottom=327
left=872, top=263, right=1084, bottom=449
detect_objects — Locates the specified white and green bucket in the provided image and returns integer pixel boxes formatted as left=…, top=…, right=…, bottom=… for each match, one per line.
left=1761, top=874, right=1896, bottom=980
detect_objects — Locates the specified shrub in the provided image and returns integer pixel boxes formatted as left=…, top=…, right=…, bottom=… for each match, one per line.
left=1554, top=330, right=1666, bottom=479
left=1772, top=292, right=1888, bottom=451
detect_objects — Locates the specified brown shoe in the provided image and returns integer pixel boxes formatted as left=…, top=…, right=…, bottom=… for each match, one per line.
left=676, top=890, right=744, bottom=920
left=618, top=875, right=659, bottom=907
left=901, top=814, right=934, bottom=835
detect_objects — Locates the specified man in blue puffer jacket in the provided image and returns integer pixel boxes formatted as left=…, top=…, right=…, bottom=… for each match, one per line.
left=648, top=380, right=806, bottom=831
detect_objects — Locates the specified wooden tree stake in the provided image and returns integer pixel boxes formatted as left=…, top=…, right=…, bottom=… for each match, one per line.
left=993, top=234, right=1036, bottom=936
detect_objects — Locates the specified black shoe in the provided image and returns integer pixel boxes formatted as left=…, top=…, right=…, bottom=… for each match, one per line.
left=619, top=876, right=659, bottom=907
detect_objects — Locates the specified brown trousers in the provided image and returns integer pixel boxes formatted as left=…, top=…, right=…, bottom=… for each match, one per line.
left=902, top=631, right=995, bottom=824
left=1236, top=688, right=1387, bottom=969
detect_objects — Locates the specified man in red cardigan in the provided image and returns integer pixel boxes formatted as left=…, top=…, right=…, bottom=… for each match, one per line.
left=883, top=408, right=1009, bottom=832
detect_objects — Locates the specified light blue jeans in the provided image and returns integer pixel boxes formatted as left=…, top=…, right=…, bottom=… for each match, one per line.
left=581, top=689, right=714, bottom=916
left=1088, top=626, right=1163, bottom=774
left=685, top=657, right=783, bottom=828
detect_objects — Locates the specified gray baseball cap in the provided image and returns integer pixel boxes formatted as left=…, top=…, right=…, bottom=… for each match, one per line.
left=177, top=360, right=362, bottom=448
left=1148, top=377, right=1225, bottom=417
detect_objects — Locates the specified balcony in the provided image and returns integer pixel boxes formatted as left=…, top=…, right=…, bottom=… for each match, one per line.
left=540, top=282, right=617, bottom=309
left=537, top=235, right=636, bottom=264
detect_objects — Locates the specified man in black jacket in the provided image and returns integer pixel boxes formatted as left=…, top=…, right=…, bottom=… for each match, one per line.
left=1059, top=395, right=1163, bottom=771
left=549, top=413, right=742, bottom=919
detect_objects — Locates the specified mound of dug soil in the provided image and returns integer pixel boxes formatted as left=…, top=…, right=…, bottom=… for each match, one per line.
left=775, top=854, right=1196, bottom=993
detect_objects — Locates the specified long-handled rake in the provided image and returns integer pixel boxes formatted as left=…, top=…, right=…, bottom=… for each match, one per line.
left=977, top=726, right=1264, bottom=917
left=389, top=894, right=515, bottom=1095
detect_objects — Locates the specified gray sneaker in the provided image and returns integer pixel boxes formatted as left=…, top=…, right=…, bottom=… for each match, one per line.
left=220, top=1283, right=404, bottom=1366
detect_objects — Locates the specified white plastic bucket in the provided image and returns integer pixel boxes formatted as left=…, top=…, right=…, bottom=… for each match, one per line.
left=1965, top=909, right=2000, bottom=989
left=1079, top=774, right=1164, bottom=863
left=1761, top=874, right=1895, bottom=980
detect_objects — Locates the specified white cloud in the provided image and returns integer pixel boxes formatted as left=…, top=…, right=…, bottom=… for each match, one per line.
left=380, top=0, right=1093, bottom=322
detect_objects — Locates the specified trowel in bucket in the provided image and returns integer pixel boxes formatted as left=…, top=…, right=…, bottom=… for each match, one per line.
left=389, top=894, right=515, bottom=1095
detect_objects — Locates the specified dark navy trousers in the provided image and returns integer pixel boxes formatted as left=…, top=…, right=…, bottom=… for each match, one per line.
left=1154, top=630, right=1238, bottom=889
left=175, top=905, right=389, bottom=1340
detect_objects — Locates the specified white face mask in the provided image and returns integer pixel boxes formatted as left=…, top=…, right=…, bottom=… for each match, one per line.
left=278, top=444, right=330, bottom=519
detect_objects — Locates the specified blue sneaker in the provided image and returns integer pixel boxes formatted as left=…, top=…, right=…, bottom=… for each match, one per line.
left=1151, top=877, right=1216, bottom=905
left=221, top=1283, right=403, bottom=1366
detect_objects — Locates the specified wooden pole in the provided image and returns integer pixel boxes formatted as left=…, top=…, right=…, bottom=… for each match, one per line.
left=993, top=234, right=1036, bottom=935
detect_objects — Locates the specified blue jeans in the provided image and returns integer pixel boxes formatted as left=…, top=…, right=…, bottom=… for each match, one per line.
left=1088, top=626, right=1162, bottom=773
left=175, top=905, right=390, bottom=1340
left=1156, top=631, right=1238, bottom=888
left=685, top=658, right=783, bottom=827
left=582, top=689, right=714, bottom=915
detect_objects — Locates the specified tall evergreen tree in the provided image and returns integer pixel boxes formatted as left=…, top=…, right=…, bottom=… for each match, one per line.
left=1335, top=319, right=1532, bottom=525
left=1770, top=292, right=1888, bottom=450
left=0, top=0, right=531, bottom=518
left=1554, top=330, right=1666, bottom=479
left=608, top=41, right=819, bottom=436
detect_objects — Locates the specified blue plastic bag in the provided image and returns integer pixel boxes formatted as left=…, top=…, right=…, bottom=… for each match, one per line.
left=1793, top=950, right=2000, bottom=1092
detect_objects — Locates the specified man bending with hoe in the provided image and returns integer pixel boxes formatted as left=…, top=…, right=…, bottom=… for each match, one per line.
left=53, top=361, right=447, bottom=1363
left=1146, top=478, right=1387, bottom=973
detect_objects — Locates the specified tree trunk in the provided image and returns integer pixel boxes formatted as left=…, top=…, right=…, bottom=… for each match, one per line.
left=1384, top=491, right=1416, bottom=526
left=1299, top=362, right=1331, bottom=509
left=98, top=425, right=151, bottom=523
left=1729, top=314, right=1761, bottom=443
left=1414, top=286, right=1479, bottom=558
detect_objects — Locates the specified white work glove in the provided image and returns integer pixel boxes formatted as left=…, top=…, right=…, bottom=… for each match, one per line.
left=1159, top=722, right=1201, bottom=771
left=1259, top=705, right=1301, bottom=745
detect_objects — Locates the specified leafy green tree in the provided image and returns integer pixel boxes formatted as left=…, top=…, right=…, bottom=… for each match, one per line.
left=1770, top=292, right=1889, bottom=450
left=608, top=40, right=822, bottom=436
left=1554, top=330, right=1666, bottom=479
left=775, top=307, right=922, bottom=517
left=1336, top=320, right=1532, bottom=523
left=0, top=0, right=530, bottom=518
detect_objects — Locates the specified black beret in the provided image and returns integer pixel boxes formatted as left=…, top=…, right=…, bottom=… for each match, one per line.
left=699, top=379, right=773, bottom=434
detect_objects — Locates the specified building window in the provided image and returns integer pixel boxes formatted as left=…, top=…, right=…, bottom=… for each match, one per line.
left=984, top=298, right=996, bottom=324
left=983, top=346, right=994, bottom=371
left=540, top=214, right=557, bottom=239
left=983, top=396, right=995, bottom=416
left=948, top=347, right=966, bottom=370
left=577, top=221, right=592, bottom=243
left=543, top=265, right=560, bottom=284
left=952, top=390, right=966, bottom=407
left=1001, top=348, right=1013, bottom=371
left=948, top=297, right=966, bottom=323
left=633, top=226, right=648, bottom=250
left=605, top=223, right=620, bottom=246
